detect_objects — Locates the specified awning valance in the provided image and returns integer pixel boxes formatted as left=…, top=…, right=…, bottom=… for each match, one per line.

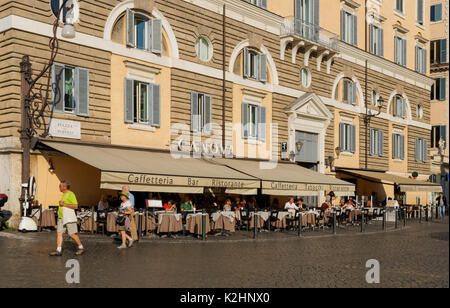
left=42, top=141, right=260, bottom=194
left=337, top=169, right=442, bottom=193
left=207, top=158, right=355, bottom=196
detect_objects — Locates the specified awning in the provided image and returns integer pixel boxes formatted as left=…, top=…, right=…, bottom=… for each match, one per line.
left=337, top=169, right=442, bottom=193
left=207, top=158, right=355, bottom=196
left=42, top=141, right=260, bottom=194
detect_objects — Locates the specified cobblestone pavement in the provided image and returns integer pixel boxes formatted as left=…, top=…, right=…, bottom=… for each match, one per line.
left=0, top=219, right=448, bottom=288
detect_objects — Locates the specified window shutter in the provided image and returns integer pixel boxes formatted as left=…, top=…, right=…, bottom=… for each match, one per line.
left=422, top=48, right=427, bottom=73
left=415, top=46, right=419, bottom=71
left=370, top=129, right=374, bottom=155
left=351, top=82, right=357, bottom=105
left=151, top=84, right=160, bottom=127
left=242, top=103, right=249, bottom=139
left=379, top=130, right=384, bottom=156
left=340, top=10, right=345, bottom=42
left=147, top=19, right=152, bottom=51
left=124, top=78, right=134, bottom=123
left=400, top=135, right=405, bottom=160
left=440, top=39, right=447, bottom=64
left=379, top=28, right=384, bottom=56
left=439, top=78, right=446, bottom=100
left=417, top=0, right=424, bottom=24
left=126, top=9, right=135, bottom=48
left=401, top=98, right=407, bottom=118
left=402, top=39, right=407, bottom=66
left=435, top=4, right=442, bottom=20
left=151, top=19, right=163, bottom=54
left=440, top=126, right=447, bottom=149
left=260, top=0, right=267, bottom=9
left=191, top=92, right=199, bottom=133
left=415, top=138, right=420, bottom=161
left=258, top=53, right=268, bottom=82
left=52, top=63, right=65, bottom=113
left=339, top=123, right=345, bottom=150
left=352, top=14, right=358, bottom=46
left=369, top=24, right=374, bottom=54
left=75, top=67, right=89, bottom=117
left=431, top=5, right=435, bottom=21
left=422, top=139, right=427, bottom=162
left=342, top=80, right=348, bottom=102
left=350, top=125, right=356, bottom=153
left=203, top=94, right=212, bottom=134
left=257, top=106, right=266, bottom=141
left=393, top=134, right=397, bottom=159
left=243, top=48, right=249, bottom=78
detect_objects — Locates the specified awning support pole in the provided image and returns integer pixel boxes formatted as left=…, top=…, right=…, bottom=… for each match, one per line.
left=202, top=210, right=207, bottom=241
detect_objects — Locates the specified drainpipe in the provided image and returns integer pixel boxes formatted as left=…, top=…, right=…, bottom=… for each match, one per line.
left=364, top=0, right=369, bottom=170
left=222, top=4, right=227, bottom=149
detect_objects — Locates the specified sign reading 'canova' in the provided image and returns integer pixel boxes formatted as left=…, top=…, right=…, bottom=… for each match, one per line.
left=49, top=119, right=81, bottom=140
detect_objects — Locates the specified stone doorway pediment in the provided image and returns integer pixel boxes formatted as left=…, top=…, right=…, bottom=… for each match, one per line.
left=285, top=92, right=333, bottom=121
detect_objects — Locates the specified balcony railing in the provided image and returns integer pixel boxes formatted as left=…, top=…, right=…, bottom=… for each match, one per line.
left=281, top=17, right=340, bottom=52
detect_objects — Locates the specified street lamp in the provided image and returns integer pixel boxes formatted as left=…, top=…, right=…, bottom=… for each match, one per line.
left=363, top=95, right=384, bottom=169
left=19, top=0, right=76, bottom=211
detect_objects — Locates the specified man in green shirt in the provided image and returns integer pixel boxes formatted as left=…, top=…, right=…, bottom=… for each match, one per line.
left=49, top=180, right=84, bottom=256
left=180, top=197, right=193, bottom=212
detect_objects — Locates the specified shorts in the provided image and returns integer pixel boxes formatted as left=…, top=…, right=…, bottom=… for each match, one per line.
left=57, top=219, right=78, bottom=235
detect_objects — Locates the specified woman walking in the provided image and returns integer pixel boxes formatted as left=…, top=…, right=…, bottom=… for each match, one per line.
left=117, top=191, right=135, bottom=249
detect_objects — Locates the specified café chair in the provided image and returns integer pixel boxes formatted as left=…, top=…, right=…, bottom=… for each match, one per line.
left=96, top=210, right=107, bottom=235
left=268, top=210, right=279, bottom=231
left=285, top=211, right=296, bottom=231
left=240, top=208, right=251, bottom=231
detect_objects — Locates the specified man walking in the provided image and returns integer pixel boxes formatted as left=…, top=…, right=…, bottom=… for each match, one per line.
left=49, top=180, right=84, bottom=256
left=121, top=185, right=138, bottom=240
left=436, top=192, right=447, bottom=218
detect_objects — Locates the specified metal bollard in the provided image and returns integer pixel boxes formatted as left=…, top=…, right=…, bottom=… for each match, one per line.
left=253, top=210, right=257, bottom=239
left=298, top=212, right=302, bottom=237
left=333, top=211, right=337, bottom=235
left=425, top=206, right=429, bottom=222
left=138, top=210, right=143, bottom=241
left=395, top=208, right=398, bottom=229
left=430, top=206, right=433, bottom=222
left=382, top=210, right=386, bottom=231
left=419, top=206, right=422, bottom=223
left=202, top=210, right=206, bottom=241
left=360, top=210, right=364, bottom=233
left=403, top=208, right=407, bottom=227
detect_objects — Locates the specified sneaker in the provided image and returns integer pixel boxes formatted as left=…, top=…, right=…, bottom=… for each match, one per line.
left=75, top=248, right=85, bottom=256
left=117, top=245, right=127, bottom=249
left=127, top=239, right=134, bottom=248
left=49, top=250, right=63, bottom=257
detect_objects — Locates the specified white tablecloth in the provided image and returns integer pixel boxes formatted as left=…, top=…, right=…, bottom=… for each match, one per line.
left=212, top=211, right=236, bottom=223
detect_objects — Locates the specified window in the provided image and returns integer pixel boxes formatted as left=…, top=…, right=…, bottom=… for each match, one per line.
left=431, top=4, right=443, bottom=22
left=126, top=9, right=162, bottom=53
left=417, top=0, right=424, bottom=25
left=339, top=123, right=356, bottom=153
left=431, top=78, right=447, bottom=101
left=195, top=37, right=212, bottom=62
left=342, top=78, right=357, bottom=105
left=395, top=0, right=404, bottom=13
left=124, top=79, right=160, bottom=127
left=242, top=103, right=266, bottom=141
left=369, top=24, right=384, bottom=56
left=300, top=68, right=311, bottom=88
left=393, top=95, right=407, bottom=118
left=416, top=105, right=424, bottom=119
left=243, top=48, right=268, bottom=82
left=394, top=36, right=407, bottom=66
left=242, top=0, right=267, bottom=9
left=415, top=46, right=427, bottom=74
left=341, top=10, right=357, bottom=46
left=371, top=90, right=379, bottom=106
left=191, top=92, right=212, bottom=133
left=430, top=39, right=447, bottom=64
left=52, top=63, right=89, bottom=116
left=392, top=133, right=405, bottom=160
left=431, top=125, right=447, bottom=149
left=370, top=128, right=384, bottom=156
left=415, top=138, right=428, bottom=162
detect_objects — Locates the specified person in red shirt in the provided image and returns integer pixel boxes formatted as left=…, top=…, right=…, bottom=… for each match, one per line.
left=163, top=200, right=176, bottom=211
left=320, top=198, right=331, bottom=211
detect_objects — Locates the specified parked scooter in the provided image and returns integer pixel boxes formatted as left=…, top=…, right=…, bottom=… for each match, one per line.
left=0, top=194, right=12, bottom=229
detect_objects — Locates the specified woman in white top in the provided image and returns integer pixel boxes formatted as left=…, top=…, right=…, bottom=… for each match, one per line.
left=98, top=194, right=109, bottom=211
left=118, top=192, right=134, bottom=249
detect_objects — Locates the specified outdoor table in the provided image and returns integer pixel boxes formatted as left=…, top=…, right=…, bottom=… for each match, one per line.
left=211, top=211, right=236, bottom=233
left=78, top=210, right=96, bottom=232
left=39, top=209, right=56, bottom=227
left=157, top=212, right=183, bottom=234
left=107, top=212, right=118, bottom=233
left=249, top=211, right=270, bottom=229
left=186, top=213, right=210, bottom=235
left=301, top=211, right=318, bottom=227
left=271, top=211, right=290, bottom=229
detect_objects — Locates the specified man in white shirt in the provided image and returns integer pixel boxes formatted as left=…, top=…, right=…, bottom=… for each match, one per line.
left=285, top=197, right=299, bottom=215
left=122, top=185, right=135, bottom=208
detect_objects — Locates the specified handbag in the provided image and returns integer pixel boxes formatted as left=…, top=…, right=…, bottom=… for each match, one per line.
left=116, top=213, right=126, bottom=226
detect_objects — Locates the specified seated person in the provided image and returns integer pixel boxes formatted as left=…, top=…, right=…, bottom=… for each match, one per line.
left=347, top=196, right=356, bottom=206
left=163, top=200, right=177, bottom=212
left=233, top=198, right=242, bottom=211
left=285, top=197, right=299, bottom=215
left=297, top=198, right=306, bottom=211
left=223, top=199, right=232, bottom=211
left=343, top=199, right=355, bottom=210
left=320, top=198, right=331, bottom=211
left=338, top=199, right=346, bottom=209
left=180, top=197, right=193, bottom=212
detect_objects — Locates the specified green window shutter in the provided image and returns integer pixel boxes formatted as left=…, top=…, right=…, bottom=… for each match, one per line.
left=393, top=134, right=397, bottom=159
left=52, top=63, right=65, bottom=113
left=401, top=98, right=407, bottom=118
left=350, top=125, right=356, bottom=153
left=369, top=128, right=374, bottom=155
left=378, top=130, right=384, bottom=156
left=340, top=10, right=345, bottom=42
left=439, top=78, right=446, bottom=100
left=258, top=53, right=268, bottom=82
left=260, top=0, right=267, bottom=9
left=440, top=126, right=447, bottom=149
left=257, top=105, right=266, bottom=142
left=124, top=78, right=134, bottom=123
left=369, top=24, right=374, bottom=54
left=151, top=19, right=162, bottom=54
left=440, top=39, right=447, bottom=64
left=417, top=0, right=424, bottom=24
left=415, top=138, right=420, bottom=162
left=126, top=9, right=135, bottom=48
left=203, top=94, right=212, bottom=134
left=352, top=14, right=358, bottom=46
left=422, top=48, right=427, bottom=74
left=351, top=82, right=357, bottom=105
left=150, top=84, right=160, bottom=127
left=242, top=103, right=249, bottom=139
left=400, top=135, right=405, bottom=160
left=402, top=39, right=407, bottom=66
left=75, top=67, right=89, bottom=117
left=243, top=48, right=249, bottom=78
left=379, top=28, right=384, bottom=56
left=191, top=92, right=199, bottom=133
left=415, top=46, right=419, bottom=72
left=147, top=19, right=152, bottom=51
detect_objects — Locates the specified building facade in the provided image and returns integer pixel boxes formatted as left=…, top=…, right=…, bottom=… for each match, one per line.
left=0, top=0, right=440, bottom=227
left=429, top=0, right=449, bottom=201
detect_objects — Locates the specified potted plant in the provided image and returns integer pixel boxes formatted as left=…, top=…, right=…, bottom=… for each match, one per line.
left=412, top=172, right=418, bottom=180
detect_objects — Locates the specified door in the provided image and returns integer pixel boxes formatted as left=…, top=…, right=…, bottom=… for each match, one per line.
left=295, top=130, right=319, bottom=207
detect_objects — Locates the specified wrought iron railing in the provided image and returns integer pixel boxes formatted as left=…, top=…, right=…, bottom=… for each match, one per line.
left=281, top=17, right=340, bottom=52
